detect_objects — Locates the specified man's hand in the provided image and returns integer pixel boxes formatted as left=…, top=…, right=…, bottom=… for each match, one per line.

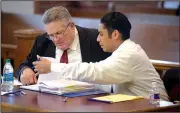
left=20, top=68, right=37, bottom=85
left=33, top=57, right=51, bottom=74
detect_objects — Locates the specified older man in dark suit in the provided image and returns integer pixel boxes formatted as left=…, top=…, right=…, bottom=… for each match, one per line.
left=16, top=6, right=111, bottom=85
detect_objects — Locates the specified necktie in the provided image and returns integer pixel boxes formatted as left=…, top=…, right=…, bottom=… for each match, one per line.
left=60, top=50, right=68, bottom=63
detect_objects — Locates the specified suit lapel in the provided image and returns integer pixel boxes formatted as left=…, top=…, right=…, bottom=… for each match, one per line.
left=44, top=41, right=56, bottom=58
left=76, top=26, right=90, bottom=62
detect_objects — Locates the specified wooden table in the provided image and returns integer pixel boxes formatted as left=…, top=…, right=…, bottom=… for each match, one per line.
left=1, top=90, right=179, bottom=112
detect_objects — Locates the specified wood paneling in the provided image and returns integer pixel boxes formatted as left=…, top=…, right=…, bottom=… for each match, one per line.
left=130, top=24, right=179, bottom=62
left=1, top=12, right=44, bottom=45
left=34, top=1, right=177, bottom=16
left=14, top=29, right=43, bottom=73
left=34, top=1, right=69, bottom=14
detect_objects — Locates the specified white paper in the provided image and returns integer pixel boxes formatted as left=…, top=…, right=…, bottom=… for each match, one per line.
left=39, top=79, right=94, bottom=88
left=14, top=79, right=23, bottom=86
left=20, top=79, right=95, bottom=95
left=159, top=100, right=176, bottom=107
left=20, top=84, right=39, bottom=91
left=38, top=72, right=62, bottom=83
left=1, top=91, right=9, bottom=95
left=37, top=57, right=62, bottom=83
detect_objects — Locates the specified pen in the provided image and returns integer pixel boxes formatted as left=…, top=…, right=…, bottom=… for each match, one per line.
left=34, top=55, right=40, bottom=79
left=21, top=91, right=26, bottom=95
left=36, top=55, right=40, bottom=61
left=2, top=90, right=22, bottom=95
left=62, top=97, right=68, bottom=102
left=33, top=56, right=40, bottom=69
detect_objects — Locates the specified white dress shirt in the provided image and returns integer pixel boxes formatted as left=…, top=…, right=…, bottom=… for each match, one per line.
left=51, top=39, right=169, bottom=100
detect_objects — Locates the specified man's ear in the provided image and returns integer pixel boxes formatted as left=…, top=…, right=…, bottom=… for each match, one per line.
left=71, top=22, right=75, bottom=28
left=112, top=30, right=121, bottom=40
left=70, top=22, right=75, bottom=31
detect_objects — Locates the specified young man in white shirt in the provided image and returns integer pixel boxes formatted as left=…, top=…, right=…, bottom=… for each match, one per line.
left=33, top=12, right=169, bottom=100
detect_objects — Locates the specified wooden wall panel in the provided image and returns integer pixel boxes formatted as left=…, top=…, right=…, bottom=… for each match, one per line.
left=34, top=1, right=177, bottom=16
left=1, top=12, right=44, bottom=45
left=131, top=24, right=179, bottom=62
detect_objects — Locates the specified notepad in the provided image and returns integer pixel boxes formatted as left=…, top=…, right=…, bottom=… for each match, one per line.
left=88, top=94, right=143, bottom=103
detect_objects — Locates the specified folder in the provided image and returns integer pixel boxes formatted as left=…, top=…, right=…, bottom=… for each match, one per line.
left=62, top=89, right=108, bottom=97
left=20, top=79, right=105, bottom=96
left=1, top=87, right=22, bottom=95
left=88, top=94, right=143, bottom=103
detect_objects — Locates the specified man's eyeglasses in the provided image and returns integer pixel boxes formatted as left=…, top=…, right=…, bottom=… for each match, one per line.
left=48, top=23, right=71, bottom=40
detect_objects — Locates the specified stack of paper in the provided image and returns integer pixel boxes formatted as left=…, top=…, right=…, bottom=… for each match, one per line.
left=39, top=79, right=95, bottom=95
left=20, top=79, right=96, bottom=95
left=20, top=57, right=107, bottom=96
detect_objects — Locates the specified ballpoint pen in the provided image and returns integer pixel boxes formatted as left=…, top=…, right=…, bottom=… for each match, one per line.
left=34, top=55, right=40, bottom=79
left=62, top=97, right=68, bottom=102
left=1, top=89, right=25, bottom=95
left=21, top=91, right=26, bottom=95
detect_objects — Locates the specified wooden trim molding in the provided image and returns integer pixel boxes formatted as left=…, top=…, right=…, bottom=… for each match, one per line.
left=151, top=59, right=180, bottom=70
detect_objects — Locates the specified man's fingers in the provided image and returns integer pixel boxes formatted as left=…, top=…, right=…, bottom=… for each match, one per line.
left=32, top=61, right=38, bottom=65
left=35, top=72, right=39, bottom=77
left=21, top=76, right=29, bottom=85
left=39, top=57, right=46, bottom=61
left=22, top=80, right=29, bottom=85
left=29, top=76, right=35, bottom=84
left=33, top=76, right=37, bottom=83
left=34, top=68, right=38, bottom=72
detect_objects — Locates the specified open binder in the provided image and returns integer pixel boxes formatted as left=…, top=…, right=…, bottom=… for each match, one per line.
left=20, top=79, right=107, bottom=96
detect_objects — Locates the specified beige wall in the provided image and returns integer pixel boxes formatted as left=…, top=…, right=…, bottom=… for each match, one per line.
left=2, top=1, right=34, bottom=14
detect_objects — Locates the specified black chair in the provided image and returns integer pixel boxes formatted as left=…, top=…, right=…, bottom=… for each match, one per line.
left=162, top=68, right=180, bottom=102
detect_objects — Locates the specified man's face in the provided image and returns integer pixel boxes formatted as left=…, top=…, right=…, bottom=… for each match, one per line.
left=97, top=24, right=115, bottom=52
left=45, top=20, right=75, bottom=50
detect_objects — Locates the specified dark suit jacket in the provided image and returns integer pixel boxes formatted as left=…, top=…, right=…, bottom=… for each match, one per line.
left=16, top=26, right=111, bottom=81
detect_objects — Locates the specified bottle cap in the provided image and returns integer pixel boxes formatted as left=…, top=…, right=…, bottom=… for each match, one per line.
left=6, top=59, right=11, bottom=63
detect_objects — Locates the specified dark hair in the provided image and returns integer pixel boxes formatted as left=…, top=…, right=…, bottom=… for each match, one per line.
left=100, top=12, right=131, bottom=40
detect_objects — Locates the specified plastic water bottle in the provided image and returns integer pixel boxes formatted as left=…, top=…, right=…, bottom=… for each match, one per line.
left=149, top=82, right=160, bottom=105
left=2, top=59, right=14, bottom=92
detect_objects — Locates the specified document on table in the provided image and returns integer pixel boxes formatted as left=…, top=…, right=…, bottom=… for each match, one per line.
left=20, top=57, right=108, bottom=96
left=37, top=57, right=62, bottom=83
left=20, top=79, right=97, bottom=95
left=88, top=94, right=143, bottom=103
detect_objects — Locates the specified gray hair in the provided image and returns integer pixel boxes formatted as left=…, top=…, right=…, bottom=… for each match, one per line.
left=42, top=6, right=72, bottom=24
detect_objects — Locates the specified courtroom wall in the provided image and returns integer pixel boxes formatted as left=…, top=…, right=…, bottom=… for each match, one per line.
left=1, top=1, right=34, bottom=14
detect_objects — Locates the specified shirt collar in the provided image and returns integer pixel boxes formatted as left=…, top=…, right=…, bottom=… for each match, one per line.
left=68, top=27, right=79, bottom=51
left=117, top=39, right=131, bottom=50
